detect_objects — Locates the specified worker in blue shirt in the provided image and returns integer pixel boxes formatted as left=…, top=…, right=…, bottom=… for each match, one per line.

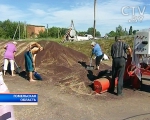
left=91, top=42, right=104, bottom=70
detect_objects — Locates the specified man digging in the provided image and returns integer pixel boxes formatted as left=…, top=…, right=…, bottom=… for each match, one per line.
left=24, top=42, right=43, bottom=82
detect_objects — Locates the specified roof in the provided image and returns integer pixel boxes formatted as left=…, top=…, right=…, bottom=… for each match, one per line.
left=27, top=24, right=45, bottom=27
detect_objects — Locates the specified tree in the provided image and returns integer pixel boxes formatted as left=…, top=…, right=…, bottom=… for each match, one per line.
left=77, top=31, right=87, bottom=36
left=61, top=28, right=68, bottom=36
left=87, top=27, right=95, bottom=36
left=133, top=30, right=139, bottom=35
left=0, top=27, right=5, bottom=38
left=1, top=19, right=13, bottom=39
left=96, top=31, right=101, bottom=37
left=0, top=19, right=24, bottom=39
left=116, top=25, right=125, bottom=36
left=107, top=31, right=116, bottom=37
left=87, top=27, right=101, bottom=37
left=124, top=28, right=128, bottom=35
left=38, top=30, right=47, bottom=38
left=129, top=26, right=133, bottom=35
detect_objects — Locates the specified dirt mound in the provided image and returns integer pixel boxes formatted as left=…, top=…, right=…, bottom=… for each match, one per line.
left=14, top=41, right=111, bottom=95
left=15, top=41, right=88, bottom=69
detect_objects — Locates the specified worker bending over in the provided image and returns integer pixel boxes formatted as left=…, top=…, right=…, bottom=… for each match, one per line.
left=91, top=41, right=104, bottom=70
left=24, top=42, right=43, bottom=82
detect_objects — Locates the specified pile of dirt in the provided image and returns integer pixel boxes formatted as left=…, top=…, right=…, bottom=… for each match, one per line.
left=15, top=41, right=88, bottom=68
left=14, top=41, right=111, bottom=94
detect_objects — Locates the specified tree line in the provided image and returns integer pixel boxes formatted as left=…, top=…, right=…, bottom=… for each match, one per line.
left=0, top=19, right=25, bottom=39
left=0, top=19, right=102, bottom=39
left=106, top=25, right=139, bottom=37
left=37, top=27, right=101, bottom=38
left=0, top=19, right=138, bottom=39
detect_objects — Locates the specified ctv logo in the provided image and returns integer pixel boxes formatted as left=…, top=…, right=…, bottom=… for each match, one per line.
left=121, top=6, right=146, bottom=23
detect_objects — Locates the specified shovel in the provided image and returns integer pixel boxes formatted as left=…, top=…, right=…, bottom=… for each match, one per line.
left=14, top=61, right=22, bottom=74
left=86, top=58, right=94, bottom=70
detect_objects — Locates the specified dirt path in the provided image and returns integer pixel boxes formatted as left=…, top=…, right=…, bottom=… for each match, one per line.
left=4, top=75, right=150, bottom=120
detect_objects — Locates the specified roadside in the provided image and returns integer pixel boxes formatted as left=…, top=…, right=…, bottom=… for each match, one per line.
left=3, top=71, right=150, bottom=120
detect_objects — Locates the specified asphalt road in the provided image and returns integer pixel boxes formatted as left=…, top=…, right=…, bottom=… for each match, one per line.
left=3, top=75, right=150, bottom=120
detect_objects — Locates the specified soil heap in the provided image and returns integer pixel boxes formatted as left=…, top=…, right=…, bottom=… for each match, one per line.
left=12, top=41, right=111, bottom=94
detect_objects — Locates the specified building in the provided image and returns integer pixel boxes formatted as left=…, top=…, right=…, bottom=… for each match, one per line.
left=26, top=25, right=45, bottom=38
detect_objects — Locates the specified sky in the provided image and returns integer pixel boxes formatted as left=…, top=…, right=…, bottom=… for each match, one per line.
left=0, top=0, right=150, bottom=36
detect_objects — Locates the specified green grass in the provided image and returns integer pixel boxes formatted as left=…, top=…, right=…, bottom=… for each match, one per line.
left=63, top=38, right=134, bottom=57
left=0, top=37, right=134, bottom=58
left=19, top=37, right=134, bottom=57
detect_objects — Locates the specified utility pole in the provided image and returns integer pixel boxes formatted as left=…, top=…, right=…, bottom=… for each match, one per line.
left=93, top=0, right=96, bottom=40
left=71, top=20, right=78, bottom=41
left=24, top=21, right=26, bottom=39
left=19, top=21, right=20, bottom=40
left=13, top=22, right=19, bottom=40
left=47, top=24, right=48, bottom=37
left=58, top=28, right=59, bottom=38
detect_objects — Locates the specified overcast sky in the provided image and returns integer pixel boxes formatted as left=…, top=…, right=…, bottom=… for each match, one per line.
left=0, top=0, right=149, bottom=36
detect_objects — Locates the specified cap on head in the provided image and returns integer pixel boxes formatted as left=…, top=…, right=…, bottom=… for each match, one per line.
left=91, top=41, right=96, bottom=46
left=12, top=41, right=17, bottom=45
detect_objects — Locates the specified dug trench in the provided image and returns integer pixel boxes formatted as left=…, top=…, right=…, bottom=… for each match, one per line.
left=0, top=41, right=111, bottom=95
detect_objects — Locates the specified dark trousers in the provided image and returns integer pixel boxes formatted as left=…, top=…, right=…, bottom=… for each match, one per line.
left=110, top=57, right=126, bottom=95
left=95, top=54, right=104, bottom=66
